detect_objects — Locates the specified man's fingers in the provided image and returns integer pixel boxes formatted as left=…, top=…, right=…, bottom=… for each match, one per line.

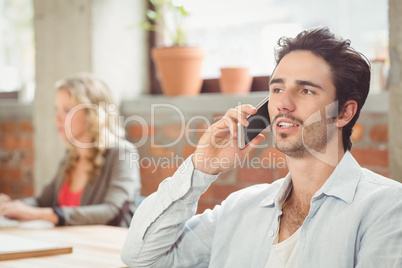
left=213, top=115, right=237, bottom=138
left=225, top=105, right=257, bottom=126
left=198, top=104, right=260, bottom=152
left=243, top=133, right=265, bottom=153
left=219, top=105, right=257, bottom=136
left=233, top=104, right=257, bottom=116
left=224, top=109, right=246, bottom=127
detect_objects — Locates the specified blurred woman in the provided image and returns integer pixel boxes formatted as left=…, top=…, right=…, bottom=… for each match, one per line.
left=0, top=73, right=140, bottom=226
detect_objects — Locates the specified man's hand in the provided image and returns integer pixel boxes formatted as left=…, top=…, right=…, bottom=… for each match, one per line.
left=192, top=105, right=265, bottom=175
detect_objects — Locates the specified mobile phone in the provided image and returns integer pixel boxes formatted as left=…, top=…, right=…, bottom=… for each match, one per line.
left=238, top=96, right=270, bottom=148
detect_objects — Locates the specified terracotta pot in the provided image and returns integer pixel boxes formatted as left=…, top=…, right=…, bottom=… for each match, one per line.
left=152, top=46, right=205, bottom=96
left=351, top=123, right=364, bottom=142
left=219, top=67, right=253, bottom=94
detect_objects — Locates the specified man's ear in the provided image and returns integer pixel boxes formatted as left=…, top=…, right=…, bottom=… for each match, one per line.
left=337, top=100, right=358, bottom=127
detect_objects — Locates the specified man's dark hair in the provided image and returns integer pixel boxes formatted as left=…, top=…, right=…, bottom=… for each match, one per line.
left=274, top=26, right=371, bottom=151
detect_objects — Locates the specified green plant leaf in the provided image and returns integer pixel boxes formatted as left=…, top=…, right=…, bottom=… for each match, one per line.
left=150, top=0, right=164, bottom=5
left=140, top=21, right=158, bottom=32
left=179, top=6, right=189, bottom=17
left=143, top=0, right=189, bottom=46
left=176, top=27, right=186, bottom=46
left=146, top=10, right=158, bottom=21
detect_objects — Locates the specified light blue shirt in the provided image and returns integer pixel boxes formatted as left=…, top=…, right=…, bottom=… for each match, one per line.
left=121, top=151, right=402, bottom=267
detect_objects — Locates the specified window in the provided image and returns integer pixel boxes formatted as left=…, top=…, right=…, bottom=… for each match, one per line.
left=0, top=0, right=35, bottom=102
left=184, top=0, right=388, bottom=79
left=149, top=0, right=388, bottom=94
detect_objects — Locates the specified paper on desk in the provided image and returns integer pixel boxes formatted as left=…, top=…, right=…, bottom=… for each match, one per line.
left=0, top=234, right=62, bottom=253
left=0, top=234, right=72, bottom=260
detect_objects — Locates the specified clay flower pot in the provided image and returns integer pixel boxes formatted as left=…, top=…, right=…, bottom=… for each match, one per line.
left=152, top=46, right=205, bottom=96
left=219, top=67, right=253, bottom=94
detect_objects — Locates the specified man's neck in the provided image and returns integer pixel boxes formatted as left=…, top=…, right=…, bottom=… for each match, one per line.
left=278, top=149, right=345, bottom=243
left=286, top=148, right=345, bottom=204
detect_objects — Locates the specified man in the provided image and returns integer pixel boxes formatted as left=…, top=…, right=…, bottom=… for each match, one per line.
left=121, top=27, right=402, bottom=267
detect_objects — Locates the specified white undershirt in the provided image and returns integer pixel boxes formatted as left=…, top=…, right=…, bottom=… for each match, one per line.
left=265, top=227, right=301, bottom=268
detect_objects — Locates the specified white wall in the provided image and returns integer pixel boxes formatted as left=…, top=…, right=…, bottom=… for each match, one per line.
left=92, top=0, right=148, bottom=105
left=389, top=0, right=402, bottom=182
left=34, top=0, right=92, bottom=191
left=33, top=0, right=148, bottom=191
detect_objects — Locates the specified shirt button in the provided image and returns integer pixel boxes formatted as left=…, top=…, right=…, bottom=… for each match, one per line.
left=268, top=231, right=274, bottom=236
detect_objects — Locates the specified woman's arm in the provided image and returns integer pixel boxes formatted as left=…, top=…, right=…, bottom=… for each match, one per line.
left=0, top=158, right=65, bottom=223
left=59, top=141, right=141, bottom=225
left=0, top=200, right=58, bottom=224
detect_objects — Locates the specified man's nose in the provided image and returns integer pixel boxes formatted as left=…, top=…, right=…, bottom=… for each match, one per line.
left=276, top=90, right=296, bottom=113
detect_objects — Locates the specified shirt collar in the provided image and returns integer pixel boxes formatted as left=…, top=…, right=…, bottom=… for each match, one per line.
left=259, top=151, right=361, bottom=207
left=313, top=151, right=362, bottom=204
left=260, top=174, right=292, bottom=208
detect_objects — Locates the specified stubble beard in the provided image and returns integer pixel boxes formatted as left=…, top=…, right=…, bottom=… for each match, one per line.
left=273, top=118, right=336, bottom=158
left=274, top=132, right=308, bottom=158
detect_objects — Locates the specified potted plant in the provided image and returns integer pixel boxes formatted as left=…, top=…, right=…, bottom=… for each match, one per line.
left=142, top=0, right=205, bottom=96
left=219, top=67, right=253, bottom=94
left=218, top=47, right=252, bottom=94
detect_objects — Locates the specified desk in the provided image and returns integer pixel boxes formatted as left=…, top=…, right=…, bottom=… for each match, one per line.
left=0, top=225, right=128, bottom=267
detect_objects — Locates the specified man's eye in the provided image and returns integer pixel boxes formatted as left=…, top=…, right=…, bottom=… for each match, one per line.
left=302, top=89, right=314, bottom=95
left=272, top=88, right=283, bottom=93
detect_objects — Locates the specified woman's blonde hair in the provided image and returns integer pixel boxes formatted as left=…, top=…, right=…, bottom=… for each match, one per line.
left=55, top=72, right=125, bottom=180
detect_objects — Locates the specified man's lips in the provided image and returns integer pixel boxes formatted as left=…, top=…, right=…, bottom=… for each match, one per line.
left=273, top=116, right=302, bottom=132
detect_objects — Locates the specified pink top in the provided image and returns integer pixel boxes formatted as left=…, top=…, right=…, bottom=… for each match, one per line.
left=58, top=181, right=83, bottom=207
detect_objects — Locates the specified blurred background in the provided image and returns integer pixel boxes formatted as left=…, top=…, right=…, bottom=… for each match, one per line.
left=1, top=0, right=400, bottom=213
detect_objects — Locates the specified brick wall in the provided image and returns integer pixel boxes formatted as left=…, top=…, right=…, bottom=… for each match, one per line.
left=349, top=113, right=389, bottom=177
left=126, top=118, right=288, bottom=213
left=0, top=120, right=35, bottom=199
left=0, top=97, right=390, bottom=212
left=123, top=103, right=389, bottom=214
